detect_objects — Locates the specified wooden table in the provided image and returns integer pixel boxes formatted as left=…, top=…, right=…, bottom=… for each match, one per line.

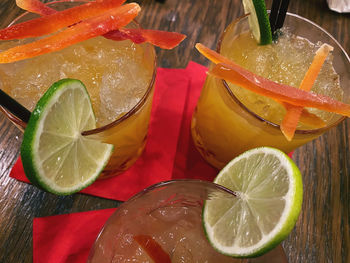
left=0, top=0, right=349, bottom=262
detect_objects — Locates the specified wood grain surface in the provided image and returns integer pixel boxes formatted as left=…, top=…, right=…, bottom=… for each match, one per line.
left=0, top=0, right=349, bottom=262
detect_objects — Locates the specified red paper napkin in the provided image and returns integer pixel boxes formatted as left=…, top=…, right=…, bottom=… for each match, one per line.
left=33, top=208, right=116, bottom=263
left=172, top=61, right=218, bottom=180
left=10, top=67, right=190, bottom=201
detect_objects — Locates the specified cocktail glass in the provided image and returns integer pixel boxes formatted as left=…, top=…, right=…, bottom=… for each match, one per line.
left=0, top=1, right=156, bottom=178
left=191, top=14, right=350, bottom=169
left=87, top=179, right=288, bottom=262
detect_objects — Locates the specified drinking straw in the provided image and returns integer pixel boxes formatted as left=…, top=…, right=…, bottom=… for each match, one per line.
left=269, top=0, right=290, bottom=34
left=0, top=89, right=31, bottom=124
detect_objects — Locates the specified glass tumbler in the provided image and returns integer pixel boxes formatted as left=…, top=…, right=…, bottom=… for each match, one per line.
left=88, top=179, right=288, bottom=262
left=0, top=0, right=157, bottom=178
left=191, top=14, right=350, bottom=169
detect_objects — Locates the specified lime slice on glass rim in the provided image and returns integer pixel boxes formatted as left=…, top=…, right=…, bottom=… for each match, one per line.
left=21, top=79, right=113, bottom=195
left=242, top=0, right=272, bottom=45
left=203, top=147, right=303, bottom=258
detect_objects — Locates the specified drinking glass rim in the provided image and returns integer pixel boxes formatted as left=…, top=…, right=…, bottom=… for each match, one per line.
left=93, top=179, right=237, bottom=236
left=8, top=0, right=157, bottom=136
left=218, top=12, right=349, bottom=135
left=127, top=179, right=237, bottom=203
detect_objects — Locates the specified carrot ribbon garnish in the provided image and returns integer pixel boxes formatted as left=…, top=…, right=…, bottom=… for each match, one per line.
left=134, top=235, right=171, bottom=263
left=0, top=3, right=140, bottom=63
left=195, top=43, right=332, bottom=128
left=104, top=28, right=186, bottom=49
left=281, top=44, right=333, bottom=140
left=8, top=0, right=185, bottom=50
left=0, top=0, right=127, bottom=40
left=210, top=63, right=350, bottom=116
left=16, top=0, right=56, bottom=15
left=195, top=43, right=350, bottom=133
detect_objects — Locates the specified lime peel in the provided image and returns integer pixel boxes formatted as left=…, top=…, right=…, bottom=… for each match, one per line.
left=242, top=0, right=272, bottom=45
left=203, top=147, right=303, bottom=257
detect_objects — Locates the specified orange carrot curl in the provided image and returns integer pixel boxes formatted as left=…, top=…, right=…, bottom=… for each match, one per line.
left=281, top=44, right=333, bottom=141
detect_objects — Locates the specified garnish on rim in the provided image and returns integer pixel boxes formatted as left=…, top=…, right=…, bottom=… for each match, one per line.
left=0, top=3, right=141, bottom=63
left=281, top=44, right=333, bottom=141
left=194, top=42, right=325, bottom=128
left=0, top=0, right=186, bottom=61
left=209, top=63, right=350, bottom=115
left=203, top=147, right=303, bottom=257
left=195, top=43, right=350, bottom=140
left=195, top=44, right=335, bottom=125
left=1, top=0, right=127, bottom=40
left=21, top=79, right=114, bottom=195
left=242, top=0, right=272, bottom=45
left=104, top=28, right=186, bottom=50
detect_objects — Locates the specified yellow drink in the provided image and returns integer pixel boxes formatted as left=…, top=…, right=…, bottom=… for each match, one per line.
left=0, top=2, right=156, bottom=178
left=191, top=15, right=349, bottom=169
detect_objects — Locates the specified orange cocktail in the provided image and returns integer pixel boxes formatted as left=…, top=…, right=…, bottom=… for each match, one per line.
left=0, top=1, right=156, bottom=178
left=191, top=14, right=350, bottom=169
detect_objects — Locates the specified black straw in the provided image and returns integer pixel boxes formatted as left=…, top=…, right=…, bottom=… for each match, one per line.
left=0, top=89, right=31, bottom=124
left=269, top=0, right=290, bottom=34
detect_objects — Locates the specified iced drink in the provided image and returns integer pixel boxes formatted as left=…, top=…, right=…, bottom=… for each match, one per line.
left=87, top=180, right=287, bottom=262
left=191, top=14, right=350, bottom=169
left=0, top=1, right=156, bottom=178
